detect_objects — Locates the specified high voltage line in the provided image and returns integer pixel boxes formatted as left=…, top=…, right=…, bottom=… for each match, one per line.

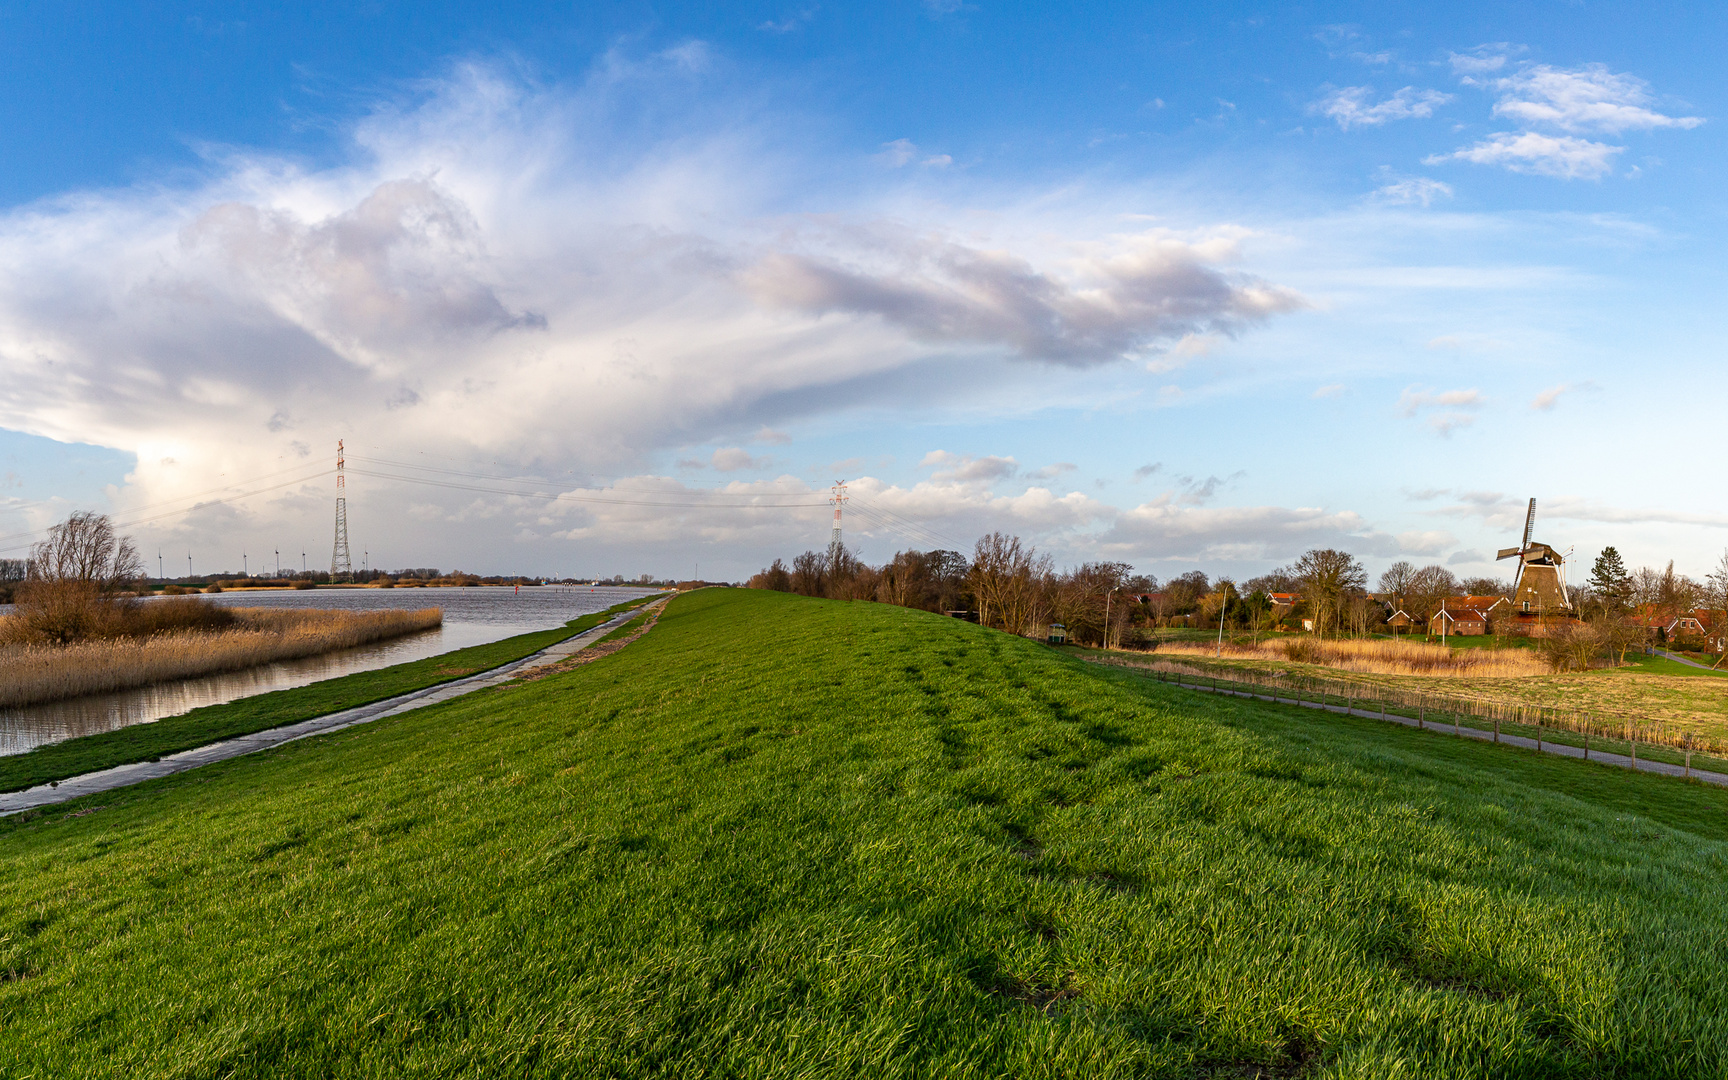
left=2, top=453, right=970, bottom=555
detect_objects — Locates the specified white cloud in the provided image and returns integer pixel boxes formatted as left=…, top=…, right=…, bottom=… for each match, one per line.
left=1432, top=56, right=1700, bottom=181
left=1531, top=385, right=1566, bottom=411
left=875, top=138, right=918, bottom=167
left=1026, top=462, right=1076, bottom=479
left=1370, top=177, right=1453, bottom=206
left=1314, top=86, right=1451, bottom=130
left=1312, top=383, right=1344, bottom=399
left=1426, top=131, right=1622, bottom=179
left=921, top=154, right=953, bottom=168
left=918, top=450, right=1019, bottom=483
left=751, top=426, right=792, bottom=444
left=743, top=224, right=1305, bottom=367
left=1396, top=530, right=1456, bottom=555
left=1449, top=44, right=1525, bottom=79
left=1397, top=387, right=1483, bottom=437
left=1491, top=65, right=1703, bottom=135
left=710, top=447, right=770, bottom=471
left=0, top=60, right=1309, bottom=569
left=1397, top=387, right=1483, bottom=416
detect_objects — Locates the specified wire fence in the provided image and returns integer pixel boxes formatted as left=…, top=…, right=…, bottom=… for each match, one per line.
left=1096, top=655, right=1728, bottom=779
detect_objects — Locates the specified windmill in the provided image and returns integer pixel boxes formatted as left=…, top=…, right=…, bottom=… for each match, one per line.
left=1497, top=498, right=1571, bottom=615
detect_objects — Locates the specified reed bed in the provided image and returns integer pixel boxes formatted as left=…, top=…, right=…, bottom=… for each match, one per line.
left=1153, top=635, right=1547, bottom=677
left=0, top=607, right=442, bottom=708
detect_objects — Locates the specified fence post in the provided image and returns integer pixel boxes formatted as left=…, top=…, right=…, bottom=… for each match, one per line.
left=1630, top=725, right=1637, bottom=768
left=1536, top=718, right=1542, bottom=753
left=1584, top=731, right=1589, bottom=760
left=1686, top=733, right=1693, bottom=780
left=1494, top=717, right=1500, bottom=744
left=1418, top=699, right=1425, bottom=730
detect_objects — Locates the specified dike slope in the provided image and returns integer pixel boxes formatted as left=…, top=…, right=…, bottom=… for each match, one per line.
left=5, top=588, right=1728, bottom=1078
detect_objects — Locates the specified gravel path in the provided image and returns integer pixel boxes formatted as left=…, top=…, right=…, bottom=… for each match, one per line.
left=1, top=601, right=664, bottom=816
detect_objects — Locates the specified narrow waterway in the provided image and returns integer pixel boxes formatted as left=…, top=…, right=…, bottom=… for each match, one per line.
left=0, top=585, right=660, bottom=755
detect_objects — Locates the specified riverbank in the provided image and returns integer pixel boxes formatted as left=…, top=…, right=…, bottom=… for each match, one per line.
left=7, top=590, right=1728, bottom=1075
left=0, top=607, right=443, bottom=709
left=0, top=596, right=659, bottom=792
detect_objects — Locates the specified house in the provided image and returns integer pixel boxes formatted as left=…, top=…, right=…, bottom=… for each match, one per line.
left=1046, top=622, right=1068, bottom=645
left=1268, top=592, right=1301, bottom=612
left=1430, top=595, right=1508, bottom=637
left=1386, top=609, right=1416, bottom=631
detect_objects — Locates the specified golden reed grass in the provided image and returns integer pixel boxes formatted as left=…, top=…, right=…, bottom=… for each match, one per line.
left=0, top=607, right=442, bottom=708
left=1152, top=636, right=1547, bottom=678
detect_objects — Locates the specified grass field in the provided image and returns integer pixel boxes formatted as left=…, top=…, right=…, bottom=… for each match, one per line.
left=0, top=595, right=659, bottom=794
left=1125, top=641, right=1728, bottom=747
left=6, top=589, right=1728, bottom=1077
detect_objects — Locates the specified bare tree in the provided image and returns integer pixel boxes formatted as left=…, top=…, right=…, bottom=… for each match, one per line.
left=1408, top=564, right=1460, bottom=635
left=27, top=512, right=143, bottom=592
left=1378, top=561, right=1415, bottom=637
left=1293, top=549, right=1366, bottom=637
left=969, top=533, right=1050, bottom=633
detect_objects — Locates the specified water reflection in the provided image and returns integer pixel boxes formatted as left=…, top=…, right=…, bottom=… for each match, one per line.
left=0, top=586, right=660, bottom=756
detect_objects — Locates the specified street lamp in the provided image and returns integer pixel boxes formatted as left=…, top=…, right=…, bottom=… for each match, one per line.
left=1216, top=583, right=1232, bottom=658
left=1104, top=586, right=1121, bottom=651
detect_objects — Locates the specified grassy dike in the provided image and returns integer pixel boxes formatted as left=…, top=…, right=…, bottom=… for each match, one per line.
left=6, top=588, right=1728, bottom=1077
left=0, top=595, right=660, bottom=793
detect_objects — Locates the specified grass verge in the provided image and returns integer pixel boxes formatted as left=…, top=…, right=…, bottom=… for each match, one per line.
left=0, top=595, right=659, bottom=793
left=6, top=589, right=1728, bottom=1076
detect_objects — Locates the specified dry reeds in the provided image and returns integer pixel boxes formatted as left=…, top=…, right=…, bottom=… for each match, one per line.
left=1152, top=636, right=1547, bottom=678
left=0, top=607, right=443, bottom=708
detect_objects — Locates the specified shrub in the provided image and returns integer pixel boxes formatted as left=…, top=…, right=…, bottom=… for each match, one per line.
left=293, top=580, right=317, bottom=590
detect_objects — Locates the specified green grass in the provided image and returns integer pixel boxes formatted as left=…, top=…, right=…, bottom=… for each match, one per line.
left=1612, top=652, right=1728, bottom=678
left=7, top=589, right=1728, bottom=1077
left=0, top=596, right=659, bottom=794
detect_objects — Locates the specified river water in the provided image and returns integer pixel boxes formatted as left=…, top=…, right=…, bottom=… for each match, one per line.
left=0, top=585, right=662, bottom=756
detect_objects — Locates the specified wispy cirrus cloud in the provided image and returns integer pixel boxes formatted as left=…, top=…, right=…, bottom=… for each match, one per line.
left=1397, top=386, right=1483, bottom=436
left=1426, top=131, right=1622, bottom=179
left=1313, top=85, right=1451, bottom=130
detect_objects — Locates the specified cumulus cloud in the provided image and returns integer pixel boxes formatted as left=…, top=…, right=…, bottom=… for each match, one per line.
left=1313, top=86, right=1451, bottom=129
left=741, top=223, right=1305, bottom=366
left=1431, top=54, right=1700, bottom=180
left=0, top=58, right=1307, bottom=568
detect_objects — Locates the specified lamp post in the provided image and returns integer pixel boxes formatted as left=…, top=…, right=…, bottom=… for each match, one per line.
left=1104, top=586, right=1120, bottom=650
left=1216, top=583, right=1231, bottom=658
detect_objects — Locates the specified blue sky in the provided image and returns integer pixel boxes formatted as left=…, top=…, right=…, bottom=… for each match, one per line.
left=0, top=1, right=1723, bottom=583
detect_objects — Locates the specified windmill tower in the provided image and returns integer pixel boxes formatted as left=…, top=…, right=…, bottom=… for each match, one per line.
left=330, top=440, right=353, bottom=579
left=1497, top=498, right=1570, bottom=617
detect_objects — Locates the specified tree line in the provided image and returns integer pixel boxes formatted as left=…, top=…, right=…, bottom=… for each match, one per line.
left=748, top=536, right=1452, bottom=647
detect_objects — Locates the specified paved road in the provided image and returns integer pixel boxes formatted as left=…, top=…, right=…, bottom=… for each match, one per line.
left=1653, top=648, right=1722, bottom=672
left=1156, top=674, right=1728, bottom=787
left=1, top=600, right=664, bottom=816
